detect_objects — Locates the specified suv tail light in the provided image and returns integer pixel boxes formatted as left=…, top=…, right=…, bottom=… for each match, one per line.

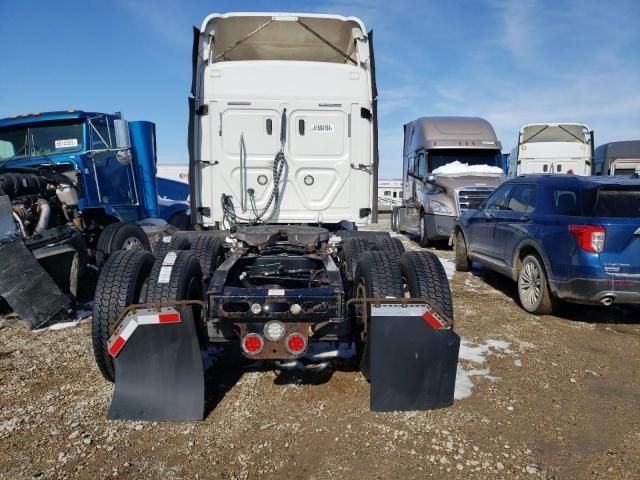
left=569, top=224, right=606, bottom=253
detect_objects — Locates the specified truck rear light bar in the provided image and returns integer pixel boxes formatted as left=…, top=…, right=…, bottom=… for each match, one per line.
left=569, top=224, right=606, bottom=253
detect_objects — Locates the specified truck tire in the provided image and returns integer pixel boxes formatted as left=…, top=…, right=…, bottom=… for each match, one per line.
left=95, top=223, right=118, bottom=266
left=398, top=251, right=454, bottom=321
left=375, top=236, right=405, bottom=258
left=517, top=254, right=557, bottom=315
left=168, top=211, right=190, bottom=231
left=92, top=250, right=155, bottom=382
left=455, top=231, right=471, bottom=272
left=96, top=222, right=151, bottom=266
left=353, top=250, right=404, bottom=381
left=418, top=213, right=433, bottom=248
left=145, top=250, right=204, bottom=340
left=191, top=235, right=225, bottom=281
left=145, top=250, right=203, bottom=303
left=153, top=234, right=191, bottom=260
left=342, top=237, right=369, bottom=283
left=391, top=207, right=399, bottom=233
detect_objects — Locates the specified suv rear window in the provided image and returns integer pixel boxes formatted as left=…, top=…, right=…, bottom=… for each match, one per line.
left=551, top=188, right=582, bottom=215
left=593, top=189, right=640, bottom=218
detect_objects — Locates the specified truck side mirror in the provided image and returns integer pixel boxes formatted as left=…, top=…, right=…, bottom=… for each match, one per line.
left=113, top=119, right=131, bottom=150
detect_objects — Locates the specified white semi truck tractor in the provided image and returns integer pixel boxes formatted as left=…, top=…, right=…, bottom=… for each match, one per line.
left=90, top=13, right=460, bottom=420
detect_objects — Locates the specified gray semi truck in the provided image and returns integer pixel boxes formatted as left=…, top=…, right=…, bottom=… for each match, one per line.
left=393, top=117, right=506, bottom=246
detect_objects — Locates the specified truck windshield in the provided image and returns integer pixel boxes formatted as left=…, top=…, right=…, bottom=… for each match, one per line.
left=0, top=121, right=84, bottom=165
left=428, top=149, right=501, bottom=173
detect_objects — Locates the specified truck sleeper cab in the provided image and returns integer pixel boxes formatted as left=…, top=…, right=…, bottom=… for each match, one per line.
left=511, top=123, right=594, bottom=176
left=394, top=117, right=505, bottom=246
left=189, top=13, right=378, bottom=229
left=593, top=140, right=640, bottom=176
left=90, top=13, right=462, bottom=421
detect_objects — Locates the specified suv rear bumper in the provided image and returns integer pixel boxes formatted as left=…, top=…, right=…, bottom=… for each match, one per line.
left=552, top=277, right=640, bottom=305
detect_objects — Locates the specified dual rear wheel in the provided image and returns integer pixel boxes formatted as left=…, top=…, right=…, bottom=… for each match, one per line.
left=92, top=235, right=221, bottom=382
left=352, top=248, right=453, bottom=380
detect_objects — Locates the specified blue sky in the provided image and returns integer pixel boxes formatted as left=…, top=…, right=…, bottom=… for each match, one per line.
left=1, top=0, right=638, bottom=178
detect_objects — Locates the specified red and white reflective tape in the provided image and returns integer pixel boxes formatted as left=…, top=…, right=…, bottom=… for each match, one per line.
left=107, top=307, right=181, bottom=357
left=371, top=303, right=449, bottom=330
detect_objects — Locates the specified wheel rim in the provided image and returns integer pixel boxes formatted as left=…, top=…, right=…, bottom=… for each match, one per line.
left=520, top=260, right=542, bottom=307
left=419, top=216, right=425, bottom=240
left=122, top=236, right=144, bottom=251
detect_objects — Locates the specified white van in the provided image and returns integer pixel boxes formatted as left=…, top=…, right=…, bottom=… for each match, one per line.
left=511, top=123, right=594, bottom=176
left=188, top=13, right=378, bottom=229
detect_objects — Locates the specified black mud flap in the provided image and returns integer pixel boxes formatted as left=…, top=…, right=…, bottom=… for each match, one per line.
left=0, top=238, right=70, bottom=329
left=369, top=303, right=460, bottom=411
left=108, top=307, right=205, bottom=421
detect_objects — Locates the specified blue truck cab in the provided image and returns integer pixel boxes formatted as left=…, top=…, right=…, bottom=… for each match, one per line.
left=0, top=110, right=188, bottom=328
left=0, top=110, right=163, bottom=222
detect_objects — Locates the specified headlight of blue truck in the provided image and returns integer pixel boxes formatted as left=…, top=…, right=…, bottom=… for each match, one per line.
left=431, top=200, right=452, bottom=215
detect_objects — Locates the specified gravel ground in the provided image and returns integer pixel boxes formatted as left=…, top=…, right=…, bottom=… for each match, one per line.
left=1, top=215, right=639, bottom=479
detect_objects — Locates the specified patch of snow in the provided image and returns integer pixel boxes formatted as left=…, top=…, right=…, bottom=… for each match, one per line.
left=459, top=339, right=512, bottom=363
left=437, top=257, right=456, bottom=280
left=455, top=338, right=514, bottom=401
left=432, top=161, right=504, bottom=176
left=464, top=278, right=478, bottom=291
left=306, top=342, right=355, bottom=360
left=43, top=321, right=78, bottom=331
left=514, top=358, right=522, bottom=367
left=454, top=367, right=490, bottom=400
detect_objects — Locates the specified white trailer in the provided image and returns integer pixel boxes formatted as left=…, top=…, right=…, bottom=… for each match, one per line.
left=156, top=164, right=189, bottom=184
left=512, top=123, right=594, bottom=176
left=188, top=13, right=379, bottom=228
left=378, top=179, right=402, bottom=212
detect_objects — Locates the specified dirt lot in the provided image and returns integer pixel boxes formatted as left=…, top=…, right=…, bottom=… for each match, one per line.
left=1, top=215, right=639, bottom=479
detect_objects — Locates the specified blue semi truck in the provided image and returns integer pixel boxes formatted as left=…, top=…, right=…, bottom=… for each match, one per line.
left=0, top=110, right=189, bottom=327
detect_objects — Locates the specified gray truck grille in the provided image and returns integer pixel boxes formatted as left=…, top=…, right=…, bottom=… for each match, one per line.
left=456, top=187, right=495, bottom=213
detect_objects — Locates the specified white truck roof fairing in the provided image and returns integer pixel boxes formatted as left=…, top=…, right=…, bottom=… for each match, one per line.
left=190, top=12, right=377, bottom=228
left=520, top=123, right=590, bottom=143
left=516, top=123, right=593, bottom=176
left=200, top=13, right=367, bottom=64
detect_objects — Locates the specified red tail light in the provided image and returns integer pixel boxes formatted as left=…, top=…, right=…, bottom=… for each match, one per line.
left=569, top=224, right=606, bottom=253
left=242, top=334, right=264, bottom=355
left=285, top=333, right=307, bottom=355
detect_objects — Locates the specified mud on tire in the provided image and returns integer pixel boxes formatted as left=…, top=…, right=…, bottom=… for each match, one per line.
left=398, top=250, right=454, bottom=320
left=92, top=249, right=155, bottom=382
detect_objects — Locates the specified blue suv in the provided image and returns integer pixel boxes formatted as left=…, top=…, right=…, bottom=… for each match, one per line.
left=453, top=175, right=640, bottom=314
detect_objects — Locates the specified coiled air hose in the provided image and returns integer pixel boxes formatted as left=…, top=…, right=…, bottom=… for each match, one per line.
left=222, top=109, right=288, bottom=228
